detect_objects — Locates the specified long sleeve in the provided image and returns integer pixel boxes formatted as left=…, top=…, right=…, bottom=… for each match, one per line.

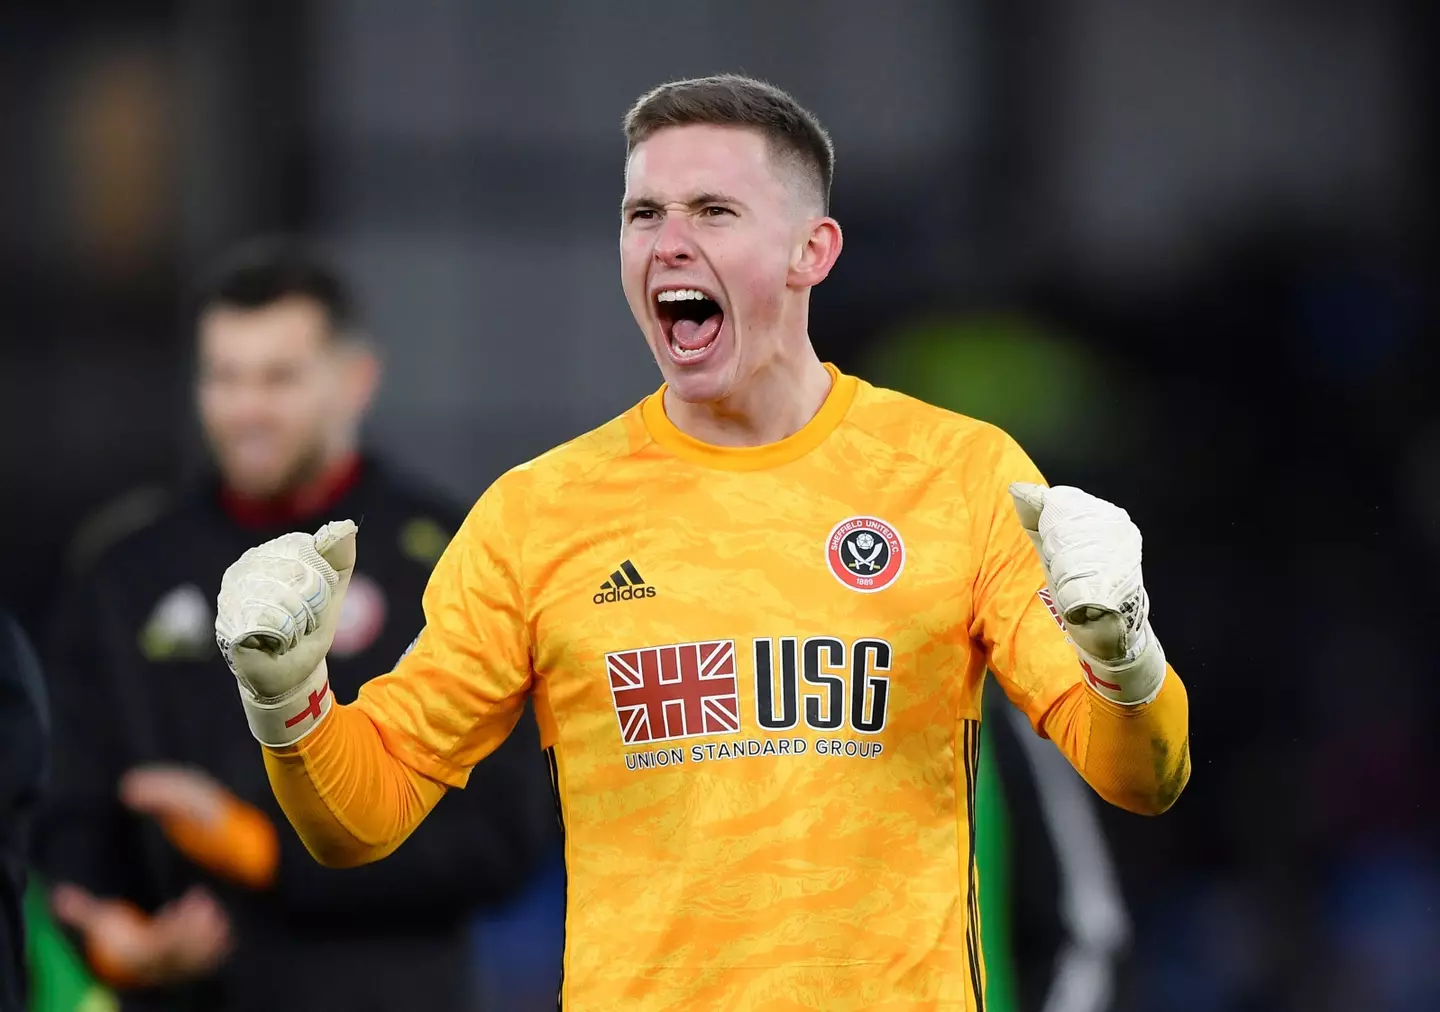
left=263, top=703, right=443, bottom=868
left=264, top=703, right=556, bottom=918
left=970, top=427, right=1190, bottom=815
left=1037, top=671, right=1189, bottom=814
left=264, top=475, right=547, bottom=883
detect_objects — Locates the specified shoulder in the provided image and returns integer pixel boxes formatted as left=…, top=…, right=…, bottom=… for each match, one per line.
left=69, top=487, right=196, bottom=583
left=842, top=375, right=1026, bottom=474
left=63, top=485, right=176, bottom=577
left=484, top=403, right=651, bottom=504
left=436, top=406, right=648, bottom=565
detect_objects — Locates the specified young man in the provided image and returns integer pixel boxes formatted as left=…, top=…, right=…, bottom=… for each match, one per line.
left=35, top=244, right=557, bottom=1011
left=215, top=78, right=1191, bottom=1011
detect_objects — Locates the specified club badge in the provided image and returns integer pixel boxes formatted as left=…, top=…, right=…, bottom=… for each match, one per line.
left=826, top=516, right=905, bottom=593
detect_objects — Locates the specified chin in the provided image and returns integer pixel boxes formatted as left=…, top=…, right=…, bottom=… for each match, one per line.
left=225, top=475, right=287, bottom=500
left=654, top=351, right=741, bottom=409
left=665, top=364, right=735, bottom=404
left=219, top=457, right=294, bottom=499
left=650, top=319, right=742, bottom=406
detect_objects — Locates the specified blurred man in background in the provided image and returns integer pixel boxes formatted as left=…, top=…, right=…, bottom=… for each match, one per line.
left=33, top=241, right=559, bottom=1012
left=978, top=680, right=1130, bottom=1012
left=1, top=612, right=48, bottom=1012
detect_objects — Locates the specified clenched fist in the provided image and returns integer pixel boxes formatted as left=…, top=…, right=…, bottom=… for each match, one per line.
left=1010, top=483, right=1166, bottom=704
left=215, top=520, right=357, bottom=745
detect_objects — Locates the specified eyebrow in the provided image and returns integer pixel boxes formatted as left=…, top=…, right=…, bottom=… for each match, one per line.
left=620, top=192, right=745, bottom=216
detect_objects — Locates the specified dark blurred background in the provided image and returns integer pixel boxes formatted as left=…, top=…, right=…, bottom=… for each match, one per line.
left=1, top=2, right=1435, bottom=1010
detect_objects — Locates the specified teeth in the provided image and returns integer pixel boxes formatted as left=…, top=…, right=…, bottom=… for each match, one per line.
left=656, top=288, right=711, bottom=303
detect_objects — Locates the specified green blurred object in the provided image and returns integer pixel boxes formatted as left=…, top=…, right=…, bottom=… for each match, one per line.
left=976, top=723, right=1017, bottom=1012
left=24, top=878, right=117, bottom=1012
left=863, top=313, right=1130, bottom=462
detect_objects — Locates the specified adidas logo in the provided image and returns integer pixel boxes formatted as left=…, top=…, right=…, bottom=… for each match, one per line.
left=593, top=560, right=657, bottom=604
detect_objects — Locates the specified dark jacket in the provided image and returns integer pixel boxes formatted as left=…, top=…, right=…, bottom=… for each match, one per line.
left=34, top=458, right=558, bottom=1012
left=0, top=612, right=48, bottom=1012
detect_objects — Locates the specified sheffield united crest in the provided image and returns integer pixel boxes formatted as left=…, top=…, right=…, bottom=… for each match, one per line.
left=826, top=516, right=905, bottom=593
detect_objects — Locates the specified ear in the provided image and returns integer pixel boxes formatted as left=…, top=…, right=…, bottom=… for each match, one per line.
left=788, top=216, right=843, bottom=289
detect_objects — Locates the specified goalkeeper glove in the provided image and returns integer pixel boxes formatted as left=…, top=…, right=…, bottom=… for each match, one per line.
left=1010, top=483, right=1167, bottom=705
left=214, top=519, right=357, bottom=746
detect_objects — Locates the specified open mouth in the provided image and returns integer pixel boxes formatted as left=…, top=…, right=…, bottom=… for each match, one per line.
left=655, top=288, right=724, bottom=361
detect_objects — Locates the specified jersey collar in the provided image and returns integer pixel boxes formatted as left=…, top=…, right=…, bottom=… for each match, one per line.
left=641, top=363, right=857, bottom=471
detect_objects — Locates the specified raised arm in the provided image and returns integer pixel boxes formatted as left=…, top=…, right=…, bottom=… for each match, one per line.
left=215, top=482, right=540, bottom=868
left=970, top=430, right=1190, bottom=815
left=262, top=703, right=445, bottom=868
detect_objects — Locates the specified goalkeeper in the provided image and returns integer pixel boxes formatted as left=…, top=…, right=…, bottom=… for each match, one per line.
left=216, top=75, right=1189, bottom=1011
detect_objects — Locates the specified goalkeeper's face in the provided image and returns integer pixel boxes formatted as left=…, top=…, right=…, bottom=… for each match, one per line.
left=197, top=297, right=373, bottom=499
left=620, top=124, right=838, bottom=406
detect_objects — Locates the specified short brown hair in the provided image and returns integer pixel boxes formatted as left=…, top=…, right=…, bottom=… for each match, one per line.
left=198, top=237, right=358, bottom=338
left=623, top=74, right=835, bottom=213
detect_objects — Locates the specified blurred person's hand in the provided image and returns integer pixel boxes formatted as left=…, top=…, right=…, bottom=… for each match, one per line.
left=121, top=764, right=279, bottom=890
left=121, top=765, right=230, bottom=825
left=52, top=883, right=231, bottom=988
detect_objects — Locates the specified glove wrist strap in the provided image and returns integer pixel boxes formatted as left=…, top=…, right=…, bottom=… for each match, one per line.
left=1076, top=623, right=1166, bottom=706
left=239, top=660, right=332, bottom=747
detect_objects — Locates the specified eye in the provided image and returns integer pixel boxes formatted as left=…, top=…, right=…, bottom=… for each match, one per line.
left=702, top=205, right=734, bottom=218
left=628, top=208, right=658, bottom=223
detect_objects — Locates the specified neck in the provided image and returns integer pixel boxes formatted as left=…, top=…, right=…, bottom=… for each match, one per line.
left=220, top=450, right=363, bottom=530
left=664, top=340, right=833, bottom=447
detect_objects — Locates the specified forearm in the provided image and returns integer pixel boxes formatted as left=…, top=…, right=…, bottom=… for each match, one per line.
left=1040, top=668, right=1190, bottom=815
left=348, top=709, right=556, bottom=906
left=266, top=716, right=555, bottom=917
left=262, top=703, right=446, bottom=868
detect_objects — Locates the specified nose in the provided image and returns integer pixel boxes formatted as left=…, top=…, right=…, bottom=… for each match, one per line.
left=653, top=214, right=694, bottom=268
left=227, top=382, right=272, bottom=425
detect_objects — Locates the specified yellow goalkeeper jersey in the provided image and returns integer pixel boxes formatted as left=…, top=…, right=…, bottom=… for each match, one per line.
left=351, top=364, right=1186, bottom=1011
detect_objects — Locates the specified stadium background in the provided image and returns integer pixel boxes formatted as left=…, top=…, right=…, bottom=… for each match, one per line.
left=1, top=2, right=1435, bottom=1010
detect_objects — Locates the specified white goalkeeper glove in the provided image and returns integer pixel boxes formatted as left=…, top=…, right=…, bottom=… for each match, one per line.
left=214, top=520, right=358, bottom=746
left=1010, top=484, right=1166, bottom=705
